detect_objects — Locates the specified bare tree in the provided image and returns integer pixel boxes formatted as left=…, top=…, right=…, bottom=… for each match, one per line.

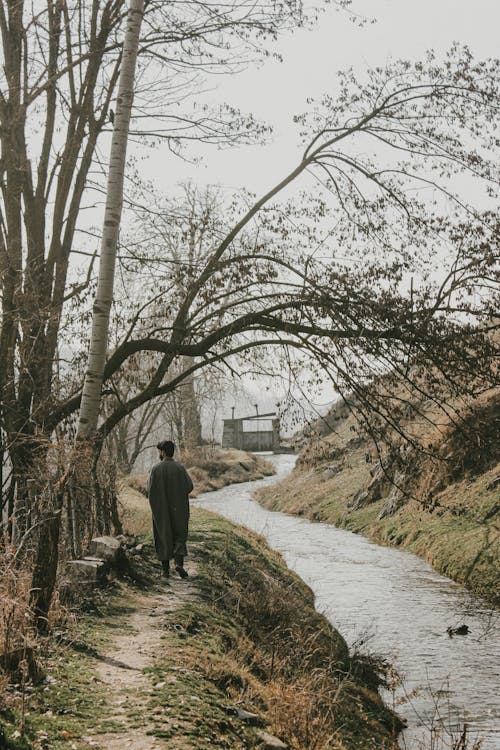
left=77, top=0, right=145, bottom=440
left=74, top=48, right=498, bottom=456
left=106, top=395, right=166, bottom=473
left=2, top=0, right=323, bottom=630
left=0, top=0, right=315, bottom=539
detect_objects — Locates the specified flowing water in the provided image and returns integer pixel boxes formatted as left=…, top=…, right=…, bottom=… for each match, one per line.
left=192, top=454, right=499, bottom=750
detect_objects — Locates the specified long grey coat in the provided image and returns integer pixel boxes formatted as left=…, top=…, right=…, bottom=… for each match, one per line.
left=147, top=458, right=194, bottom=561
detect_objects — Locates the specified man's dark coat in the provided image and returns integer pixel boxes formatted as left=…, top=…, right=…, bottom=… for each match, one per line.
left=147, top=458, right=194, bottom=561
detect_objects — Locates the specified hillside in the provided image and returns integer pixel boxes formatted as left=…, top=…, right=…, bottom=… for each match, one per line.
left=257, top=389, right=499, bottom=605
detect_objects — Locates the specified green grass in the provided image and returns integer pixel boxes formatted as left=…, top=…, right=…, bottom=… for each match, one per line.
left=0, top=600, right=131, bottom=749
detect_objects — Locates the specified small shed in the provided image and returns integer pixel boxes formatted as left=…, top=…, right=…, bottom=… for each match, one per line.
left=222, top=409, right=280, bottom=452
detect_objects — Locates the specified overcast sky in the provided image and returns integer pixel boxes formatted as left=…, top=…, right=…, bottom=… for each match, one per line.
left=142, top=0, right=500, bottom=197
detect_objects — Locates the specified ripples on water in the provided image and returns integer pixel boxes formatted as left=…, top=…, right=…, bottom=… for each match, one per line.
left=193, top=454, right=499, bottom=749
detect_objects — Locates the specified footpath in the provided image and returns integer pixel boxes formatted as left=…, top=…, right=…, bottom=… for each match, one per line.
left=84, top=575, right=199, bottom=750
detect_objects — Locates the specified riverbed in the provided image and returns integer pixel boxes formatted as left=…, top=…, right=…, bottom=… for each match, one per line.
left=192, top=454, right=499, bottom=750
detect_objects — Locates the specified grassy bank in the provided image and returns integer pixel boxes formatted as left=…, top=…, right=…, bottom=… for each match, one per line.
left=1, top=497, right=400, bottom=750
left=256, top=413, right=499, bottom=605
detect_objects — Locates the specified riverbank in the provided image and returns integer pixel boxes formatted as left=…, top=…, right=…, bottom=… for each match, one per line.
left=256, top=398, right=499, bottom=606
left=0, top=495, right=399, bottom=750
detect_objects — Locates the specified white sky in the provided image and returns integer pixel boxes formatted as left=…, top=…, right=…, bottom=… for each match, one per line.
left=142, top=0, right=500, bottom=197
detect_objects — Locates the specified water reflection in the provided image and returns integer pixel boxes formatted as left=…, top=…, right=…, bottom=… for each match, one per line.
left=193, top=454, right=499, bottom=749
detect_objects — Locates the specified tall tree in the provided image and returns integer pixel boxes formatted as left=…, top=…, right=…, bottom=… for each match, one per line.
left=78, top=47, right=498, bottom=456
left=77, top=0, right=145, bottom=440
left=0, top=0, right=313, bottom=539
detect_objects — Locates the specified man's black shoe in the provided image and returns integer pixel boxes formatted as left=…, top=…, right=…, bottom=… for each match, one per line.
left=175, top=565, right=188, bottom=579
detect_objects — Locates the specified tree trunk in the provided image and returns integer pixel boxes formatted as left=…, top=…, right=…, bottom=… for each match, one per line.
left=4, top=478, right=16, bottom=544
left=30, top=504, right=63, bottom=635
left=77, top=0, right=145, bottom=440
left=28, top=0, right=145, bottom=632
left=116, top=420, right=132, bottom=474
left=181, top=358, right=203, bottom=448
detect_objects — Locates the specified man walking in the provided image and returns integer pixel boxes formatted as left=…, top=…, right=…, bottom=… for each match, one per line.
left=147, top=440, right=193, bottom=578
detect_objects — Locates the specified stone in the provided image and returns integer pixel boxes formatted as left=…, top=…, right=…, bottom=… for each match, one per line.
left=322, top=467, right=337, bottom=480
left=256, top=730, right=288, bottom=749
left=234, top=707, right=260, bottom=724
left=88, top=535, right=122, bottom=562
left=348, top=462, right=384, bottom=511
left=83, top=555, right=118, bottom=579
left=447, top=624, right=469, bottom=637
left=224, top=706, right=262, bottom=725
left=66, top=559, right=107, bottom=583
left=377, top=471, right=408, bottom=520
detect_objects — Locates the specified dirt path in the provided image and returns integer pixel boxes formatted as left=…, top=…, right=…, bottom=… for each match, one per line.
left=83, top=568, right=198, bottom=750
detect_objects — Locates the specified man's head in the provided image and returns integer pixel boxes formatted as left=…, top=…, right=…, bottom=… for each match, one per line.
left=157, top=440, right=175, bottom=459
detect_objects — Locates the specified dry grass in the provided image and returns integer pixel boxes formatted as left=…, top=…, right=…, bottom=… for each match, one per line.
left=116, top=481, right=152, bottom=536
left=267, top=674, right=344, bottom=750
left=0, top=547, right=76, bottom=703
left=0, top=549, right=36, bottom=692
left=0, top=551, right=49, bottom=745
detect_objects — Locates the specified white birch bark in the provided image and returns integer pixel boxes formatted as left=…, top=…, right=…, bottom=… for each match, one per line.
left=77, top=0, right=145, bottom=440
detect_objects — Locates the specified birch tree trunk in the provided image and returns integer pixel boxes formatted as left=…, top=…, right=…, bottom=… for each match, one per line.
left=29, top=1, right=147, bottom=618
left=77, top=0, right=145, bottom=440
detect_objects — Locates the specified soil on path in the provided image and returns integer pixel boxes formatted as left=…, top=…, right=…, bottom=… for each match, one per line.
left=83, top=567, right=198, bottom=750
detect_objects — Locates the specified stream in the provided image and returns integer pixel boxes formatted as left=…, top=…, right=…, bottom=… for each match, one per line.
left=192, top=454, right=499, bottom=750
